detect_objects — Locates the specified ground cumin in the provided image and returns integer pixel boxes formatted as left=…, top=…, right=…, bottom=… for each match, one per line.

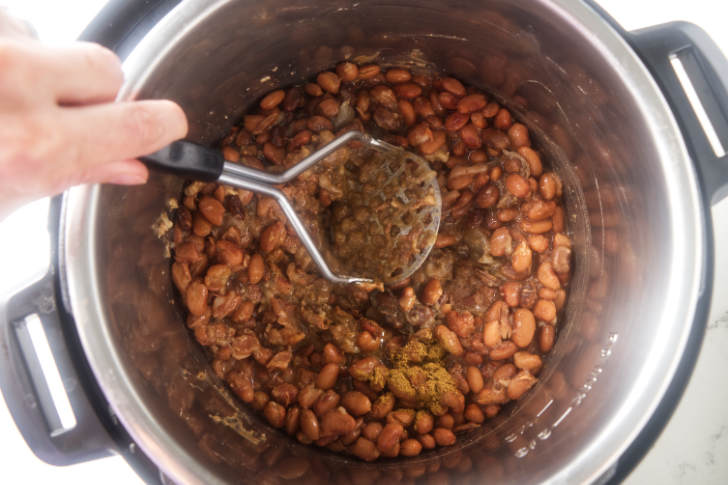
left=385, top=339, right=457, bottom=414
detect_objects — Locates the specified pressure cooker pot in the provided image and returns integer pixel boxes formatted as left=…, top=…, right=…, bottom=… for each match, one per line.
left=3, top=0, right=728, bottom=484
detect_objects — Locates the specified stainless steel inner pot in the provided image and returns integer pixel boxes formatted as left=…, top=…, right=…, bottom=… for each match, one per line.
left=60, top=0, right=707, bottom=483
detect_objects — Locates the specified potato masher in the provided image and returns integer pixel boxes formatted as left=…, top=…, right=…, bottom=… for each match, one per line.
left=140, top=130, right=441, bottom=285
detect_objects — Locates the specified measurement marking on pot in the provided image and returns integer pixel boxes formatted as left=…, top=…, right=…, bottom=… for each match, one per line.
left=511, top=332, right=618, bottom=458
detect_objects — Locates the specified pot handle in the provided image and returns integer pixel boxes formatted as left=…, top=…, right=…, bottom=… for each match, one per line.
left=628, top=21, right=728, bottom=205
left=0, top=272, right=115, bottom=465
left=79, top=0, right=181, bottom=59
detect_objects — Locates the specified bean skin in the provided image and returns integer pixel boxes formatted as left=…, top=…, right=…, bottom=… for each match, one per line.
left=528, top=234, right=549, bottom=253
left=260, top=221, right=286, bottom=253
left=494, top=108, right=512, bottom=130
left=323, top=343, right=345, bottom=364
left=441, top=77, right=466, bottom=96
left=436, top=325, right=464, bottom=356
left=511, top=241, right=533, bottom=273
left=433, top=427, right=456, bottom=446
left=445, top=112, right=469, bottom=132
left=539, top=172, right=558, bottom=200
left=399, top=286, right=417, bottom=311
left=398, top=99, right=416, bottom=126
left=316, top=363, right=340, bottom=390
left=248, top=254, right=265, bottom=284
left=466, top=366, right=485, bottom=394
left=358, top=64, right=381, bottom=79
left=260, top=89, right=285, bottom=110
left=350, top=437, right=380, bottom=461
left=394, top=82, right=422, bottom=99
left=192, top=213, right=212, bottom=237
left=186, top=281, right=208, bottom=316
left=198, top=196, right=225, bottom=226
left=489, top=341, right=518, bottom=360
left=507, top=371, right=537, bottom=399
left=539, top=324, right=556, bottom=353
left=512, top=308, right=536, bottom=348
left=357, top=331, right=379, bottom=353
left=507, top=123, right=530, bottom=148
left=264, top=401, right=286, bottom=428
left=362, top=422, right=383, bottom=440
left=321, top=408, right=356, bottom=437
left=172, top=262, right=191, bottom=292
left=400, top=439, right=423, bottom=457
left=464, top=403, right=485, bottom=424
left=385, top=68, right=412, bottom=83
left=534, top=299, right=557, bottom=323
left=342, top=391, right=372, bottom=416
left=518, top=146, right=543, bottom=176
left=314, top=390, right=340, bottom=417
left=506, top=173, right=530, bottom=198
left=285, top=406, right=301, bottom=435
left=414, top=411, right=434, bottom=434
left=336, top=62, right=359, bottom=82
left=537, top=261, right=561, bottom=289
left=317, top=71, right=341, bottom=94
left=419, top=433, right=436, bottom=449
left=513, top=352, right=542, bottom=371
left=298, top=385, right=323, bottom=409
left=422, top=278, right=443, bottom=305
left=457, top=93, right=487, bottom=113
left=476, top=184, right=500, bottom=208
left=376, top=422, right=404, bottom=456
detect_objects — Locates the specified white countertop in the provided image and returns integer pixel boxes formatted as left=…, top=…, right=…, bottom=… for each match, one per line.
left=0, top=1, right=726, bottom=483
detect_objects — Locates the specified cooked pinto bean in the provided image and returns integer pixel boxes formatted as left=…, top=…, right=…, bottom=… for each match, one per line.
left=317, top=363, right=340, bottom=390
left=185, top=281, right=208, bottom=316
left=422, top=278, right=443, bottom=305
left=336, top=62, right=359, bottom=82
left=466, top=366, right=485, bottom=394
left=172, top=63, right=573, bottom=462
left=512, top=308, right=536, bottom=348
left=350, top=437, right=380, bottom=461
left=198, top=196, right=225, bottom=226
left=513, top=352, right=542, bottom=371
left=434, top=427, right=456, bottom=446
left=436, top=325, right=464, bottom=356
left=260, top=90, right=285, bottom=110
left=342, top=391, right=372, bottom=416
left=317, top=71, right=341, bottom=94
left=385, top=68, right=412, bottom=83
left=507, top=371, right=537, bottom=399
left=539, top=324, right=556, bottom=353
left=264, top=401, right=286, bottom=428
left=377, top=422, right=404, bottom=456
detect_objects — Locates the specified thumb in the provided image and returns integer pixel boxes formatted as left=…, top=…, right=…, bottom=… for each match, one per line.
left=81, top=159, right=149, bottom=185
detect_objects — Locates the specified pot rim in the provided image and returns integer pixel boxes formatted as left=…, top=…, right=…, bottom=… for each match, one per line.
left=60, top=1, right=707, bottom=483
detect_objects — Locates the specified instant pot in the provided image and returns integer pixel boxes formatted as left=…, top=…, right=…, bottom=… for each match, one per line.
left=2, top=0, right=728, bottom=483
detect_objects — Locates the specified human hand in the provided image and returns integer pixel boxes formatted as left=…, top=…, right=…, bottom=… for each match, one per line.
left=0, top=10, right=188, bottom=220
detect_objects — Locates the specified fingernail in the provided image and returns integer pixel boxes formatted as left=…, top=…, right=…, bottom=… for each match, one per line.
left=108, top=172, right=148, bottom=185
left=155, top=99, right=188, bottom=139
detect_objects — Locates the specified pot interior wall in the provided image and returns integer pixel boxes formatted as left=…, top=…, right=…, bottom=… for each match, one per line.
left=95, top=1, right=678, bottom=483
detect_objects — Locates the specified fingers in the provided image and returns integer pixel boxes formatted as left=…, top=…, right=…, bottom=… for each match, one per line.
left=0, top=40, right=124, bottom=106
left=43, top=42, right=124, bottom=105
left=60, top=99, right=188, bottom=168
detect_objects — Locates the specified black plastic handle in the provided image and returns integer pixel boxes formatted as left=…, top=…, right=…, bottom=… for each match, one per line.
left=628, top=21, right=728, bottom=205
left=0, top=273, right=115, bottom=465
left=78, top=0, right=181, bottom=60
left=139, top=141, right=225, bottom=181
